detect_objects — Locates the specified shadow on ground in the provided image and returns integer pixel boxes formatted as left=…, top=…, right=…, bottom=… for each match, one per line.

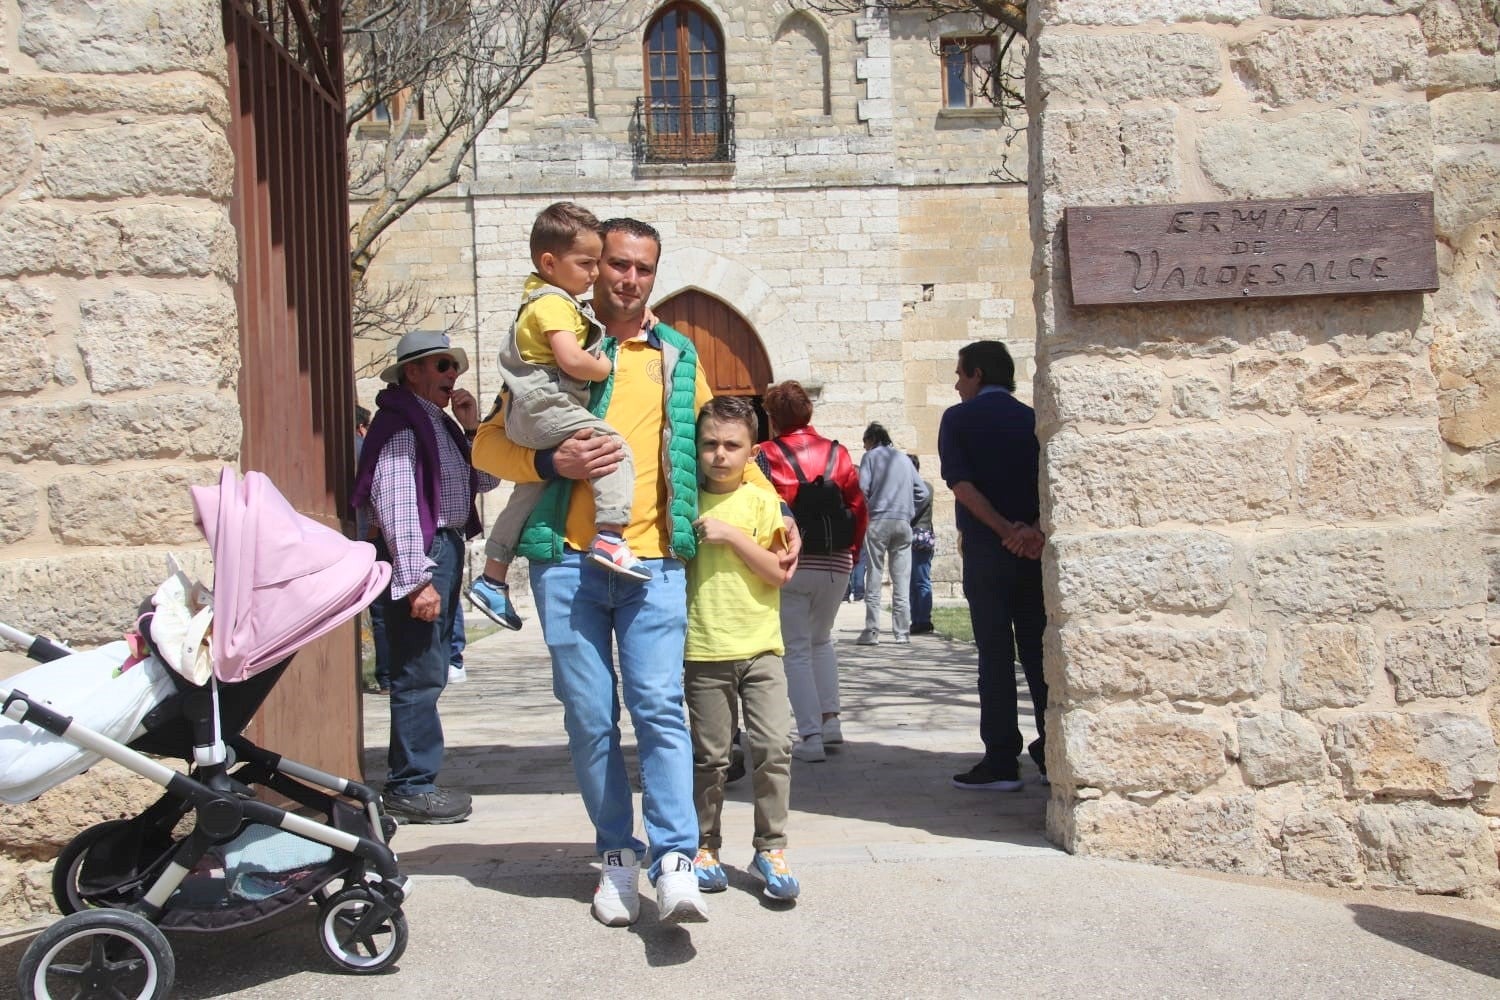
left=1349, top=903, right=1500, bottom=979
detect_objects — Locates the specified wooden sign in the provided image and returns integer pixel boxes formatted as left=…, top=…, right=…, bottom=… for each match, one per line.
left=1064, top=193, right=1437, bottom=306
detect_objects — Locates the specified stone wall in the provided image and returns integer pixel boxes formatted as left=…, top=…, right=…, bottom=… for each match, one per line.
left=0, top=0, right=236, bottom=923
left=1032, top=0, right=1500, bottom=895
left=357, top=3, right=1035, bottom=597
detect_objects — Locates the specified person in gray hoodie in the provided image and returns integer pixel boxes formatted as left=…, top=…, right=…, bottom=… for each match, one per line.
left=856, top=423, right=928, bottom=644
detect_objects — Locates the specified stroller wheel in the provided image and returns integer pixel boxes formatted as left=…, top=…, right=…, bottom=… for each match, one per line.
left=318, top=885, right=408, bottom=974
left=18, top=908, right=174, bottom=1000
left=52, top=819, right=131, bottom=915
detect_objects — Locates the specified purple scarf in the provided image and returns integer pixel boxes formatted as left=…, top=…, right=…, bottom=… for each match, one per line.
left=350, top=385, right=481, bottom=548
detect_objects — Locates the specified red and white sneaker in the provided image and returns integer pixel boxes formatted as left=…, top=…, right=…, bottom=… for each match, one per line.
left=588, top=534, right=652, bottom=581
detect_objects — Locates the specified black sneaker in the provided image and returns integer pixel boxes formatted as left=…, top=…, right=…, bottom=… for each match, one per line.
left=725, top=745, right=747, bottom=784
left=382, top=785, right=473, bottom=824
left=1028, top=738, right=1048, bottom=784
left=951, top=761, right=1024, bottom=792
left=910, top=622, right=935, bottom=635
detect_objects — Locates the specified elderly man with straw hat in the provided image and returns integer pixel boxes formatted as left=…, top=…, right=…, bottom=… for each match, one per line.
left=352, top=330, right=498, bottom=824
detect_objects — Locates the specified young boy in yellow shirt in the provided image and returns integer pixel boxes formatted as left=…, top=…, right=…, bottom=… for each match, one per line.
left=685, top=396, right=800, bottom=901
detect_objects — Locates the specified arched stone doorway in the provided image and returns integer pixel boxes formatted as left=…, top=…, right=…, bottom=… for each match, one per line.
left=655, top=288, right=773, bottom=438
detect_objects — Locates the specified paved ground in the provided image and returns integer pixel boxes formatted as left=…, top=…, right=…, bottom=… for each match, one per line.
left=4, top=601, right=1499, bottom=998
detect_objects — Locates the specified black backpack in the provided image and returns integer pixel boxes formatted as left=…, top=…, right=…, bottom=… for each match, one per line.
left=773, top=439, right=856, bottom=555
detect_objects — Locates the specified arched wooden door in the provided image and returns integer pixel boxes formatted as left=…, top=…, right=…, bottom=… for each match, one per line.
left=655, top=289, right=771, bottom=396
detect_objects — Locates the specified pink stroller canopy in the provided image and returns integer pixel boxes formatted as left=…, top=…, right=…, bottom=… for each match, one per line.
left=193, top=468, right=390, bottom=683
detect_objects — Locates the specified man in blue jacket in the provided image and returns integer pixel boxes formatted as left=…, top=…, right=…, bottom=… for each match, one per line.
left=937, top=341, right=1048, bottom=791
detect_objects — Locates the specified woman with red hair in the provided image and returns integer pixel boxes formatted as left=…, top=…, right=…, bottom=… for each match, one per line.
left=760, top=381, right=868, bottom=762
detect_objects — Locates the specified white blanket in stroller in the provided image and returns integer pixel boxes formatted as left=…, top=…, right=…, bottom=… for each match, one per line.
left=0, top=641, right=177, bottom=804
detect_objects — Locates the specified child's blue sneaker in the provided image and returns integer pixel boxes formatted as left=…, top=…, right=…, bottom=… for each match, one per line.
left=693, top=847, right=728, bottom=893
left=749, top=848, right=800, bottom=901
left=466, top=577, right=522, bottom=630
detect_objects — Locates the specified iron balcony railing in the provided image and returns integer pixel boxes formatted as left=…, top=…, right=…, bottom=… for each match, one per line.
left=631, top=95, right=736, bottom=164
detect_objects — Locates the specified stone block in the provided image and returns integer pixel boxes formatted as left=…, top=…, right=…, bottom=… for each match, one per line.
left=1270, top=0, right=1423, bottom=15
left=1421, top=0, right=1499, bottom=55
left=1238, top=711, right=1328, bottom=786
left=1356, top=802, right=1496, bottom=893
left=48, top=467, right=220, bottom=546
left=0, top=761, right=166, bottom=862
left=1039, top=358, right=1161, bottom=426
left=0, top=204, right=234, bottom=279
left=0, top=549, right=213, bottom=646
left=40, top=120, right=232, bottom=200
left=1364, top=102, right=1434, bottom=191
left=1041, top=0, right=1261, bottom=25
left=19, top=0, right=225, bottom=77
left=1054, top=626, right=1264, bottom=701
left=1383, top=622, right=1492, bottom=701
left=1046, top=428, right=1293, bottom=529
left=1230, top=24, right=1426, bottom=106
left=1327, top=712, right=1498, bottom=799
left=1432, top=91, right=1500, bottom=148
left=77, top=289, right=238, bottom=393
left=1049, top=530, right=1236, bottom=615
left=0, top=395, right=241, bottom=466
left=1229, top=358, right=1309, bottom=415
left=1252, top=528, right=1485, bottom=620
left=1429, top=51, right=1500, bottom=92
left=0, top=284, right=56, bottom=393
left=1038, top=32, right=1221, bottom=102
left=1435, top=147, right=1500, bottom=240
left=1039, top=108, right=1180, bottom=220
left=0, top=473, right=39, bottom=545
left=1198, top=111, right=1362, bottom=199
left=1067, top=794, right=1268, bottom=876
left=1282, top=623, right=1376, bottom=710
left=1279, top=810, right=1363, bottom=888
left=1298, top=361, right=1438, bottom=418
left=0, top=118, right=35, bottom=200
left=1294, top=428, right=1444, bottom=520
left=0, top=76, right=229, bottom=123
left=1063, top=706, right=1229, bottom=792
left=1170, top=376, right=1221, bottom=419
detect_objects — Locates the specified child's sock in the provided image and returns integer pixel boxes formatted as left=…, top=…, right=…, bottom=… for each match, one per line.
left=480, top=573, right=508, bottom=589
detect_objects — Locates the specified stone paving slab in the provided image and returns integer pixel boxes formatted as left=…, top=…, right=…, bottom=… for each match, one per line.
left=5, top=601, right=1500, bottom=996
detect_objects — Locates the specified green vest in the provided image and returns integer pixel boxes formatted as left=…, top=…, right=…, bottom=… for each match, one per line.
left=515, top=325, right=701, bottom=564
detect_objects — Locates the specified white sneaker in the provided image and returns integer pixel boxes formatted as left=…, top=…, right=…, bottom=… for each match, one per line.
left=653, top=851, right=708, bottom=923
left=592, top=848, right=640, bottom=926
left=855, top=630, right=879, bottom=646
left=791, top=734, right=826, bottom=762
left=448, top=664, right=467, bottom=684
left=822, top=718, right=843, bottom=745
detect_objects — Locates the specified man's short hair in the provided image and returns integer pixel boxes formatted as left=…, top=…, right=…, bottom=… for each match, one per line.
left=863, top=422, right=892, bottom=448
left=907, top=452, right=920, bottom=471
left=531, top=202, right=600, bottom=263
left=698, top=395, right=758, bottom=440
left=355, top=405, right=371, bottom=428
left=600, top=217, right=662, bottom=250
left=762, top=380, right=813, bottom=434
left=958, top=340, right=1016, bottom=392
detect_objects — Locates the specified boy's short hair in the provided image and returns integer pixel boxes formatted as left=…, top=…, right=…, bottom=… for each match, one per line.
left=698, top=395, right=759, bottom=440
left=531, top=202, right=601, bottom=264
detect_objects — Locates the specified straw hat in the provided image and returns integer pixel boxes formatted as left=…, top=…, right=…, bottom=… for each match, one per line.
left=379, top=329, right=469, bottom=384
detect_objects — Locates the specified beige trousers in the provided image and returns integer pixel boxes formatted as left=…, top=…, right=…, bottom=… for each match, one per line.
left=684, top=652, right=793, bottom=851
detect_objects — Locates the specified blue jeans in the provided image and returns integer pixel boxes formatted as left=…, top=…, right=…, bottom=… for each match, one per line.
left=962, top=532, right=1047, bottom=766
left=531, top=551, right=696, bottom=880
left=450, top=603, right=466, bottom=669
left=378, top=528, right=461, bottom=795
left=910, top=546, right=933, bottom=627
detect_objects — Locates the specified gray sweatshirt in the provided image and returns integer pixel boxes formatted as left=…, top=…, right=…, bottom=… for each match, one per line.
left=859, top=444, right=926, bottom=521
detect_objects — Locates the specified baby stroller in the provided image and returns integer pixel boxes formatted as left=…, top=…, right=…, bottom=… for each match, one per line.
left=1, top=469, right=407, bottom=1000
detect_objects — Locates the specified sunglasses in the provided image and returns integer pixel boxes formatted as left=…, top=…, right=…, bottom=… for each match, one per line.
left=432, top=357, right=459, bottom=373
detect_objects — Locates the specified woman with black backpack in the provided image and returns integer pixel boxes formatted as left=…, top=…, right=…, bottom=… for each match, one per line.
left=759, top=381, right=868, bottom=763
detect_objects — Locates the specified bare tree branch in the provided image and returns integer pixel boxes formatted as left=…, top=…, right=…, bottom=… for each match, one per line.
left=809, top=0, right=1027, bottom=35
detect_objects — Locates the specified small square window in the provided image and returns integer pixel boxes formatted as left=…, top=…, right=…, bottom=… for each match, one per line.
left=941, top=37, right=998, bottom=109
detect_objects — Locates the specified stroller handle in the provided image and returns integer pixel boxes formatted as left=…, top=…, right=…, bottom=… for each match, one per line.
left=0, top=621, right=74, bottom=663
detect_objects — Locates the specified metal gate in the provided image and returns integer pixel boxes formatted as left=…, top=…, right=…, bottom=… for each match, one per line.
left=223, top=0, right=362, bottom=778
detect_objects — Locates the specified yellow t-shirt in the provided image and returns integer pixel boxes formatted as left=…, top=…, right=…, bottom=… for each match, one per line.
left=560, top=336, right=715, bottom=558
left=684, top=485, right=786, bottom=661
left=514, top=274, right=590, bottom=366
